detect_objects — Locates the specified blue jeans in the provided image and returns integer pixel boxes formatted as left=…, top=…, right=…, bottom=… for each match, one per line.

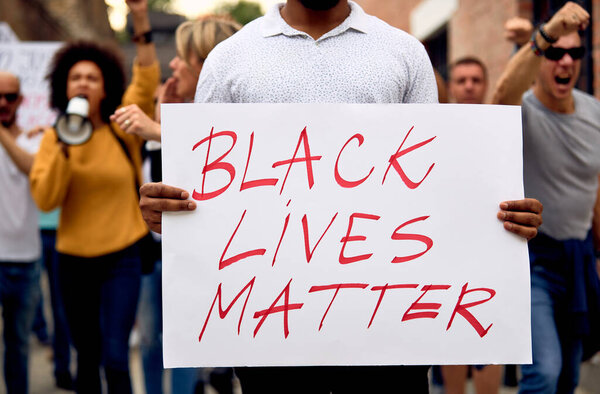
left=31, top=293, right=48, bottom=343
left=58, top=242, right=142, bottom=394
left=0, top=260, right=41, bottom=394
left=41, top=229, right=72, bottom=377
left=138, top=261, right=199, bottom=394
left=519, top=265, right=583, bottom=394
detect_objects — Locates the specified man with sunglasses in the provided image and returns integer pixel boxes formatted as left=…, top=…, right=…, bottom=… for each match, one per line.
left=493, top=2, right=600, bottom=393
left=0, top=70, right=41, bottom=394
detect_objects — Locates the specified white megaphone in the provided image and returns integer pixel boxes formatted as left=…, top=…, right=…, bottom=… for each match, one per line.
left=55, top=96, right=93, bottom=145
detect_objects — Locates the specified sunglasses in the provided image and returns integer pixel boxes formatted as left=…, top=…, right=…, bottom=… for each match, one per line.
left=0, top=92, right=19, bottom=103
left=544, top=46, right=585, bottom=61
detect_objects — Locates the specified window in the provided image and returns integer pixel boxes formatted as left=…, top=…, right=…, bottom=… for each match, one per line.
left=423, top=27, right=448, bottom=80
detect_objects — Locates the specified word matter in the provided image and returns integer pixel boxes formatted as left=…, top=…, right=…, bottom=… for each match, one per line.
left=198, top=278, right=496, bottom=343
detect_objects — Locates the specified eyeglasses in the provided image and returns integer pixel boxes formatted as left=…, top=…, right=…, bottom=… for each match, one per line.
left=544, top=46, right=585, bottom=61
left=0, top=92, right=19, bottom=103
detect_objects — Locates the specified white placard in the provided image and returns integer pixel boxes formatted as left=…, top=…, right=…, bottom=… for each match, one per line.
left=161, top=103, right=531, bottom=367
left=0, top=42, right=61, bottom=131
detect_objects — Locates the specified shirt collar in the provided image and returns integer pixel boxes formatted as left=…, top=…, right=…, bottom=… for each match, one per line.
left=260, top=1, right=370, bottom=39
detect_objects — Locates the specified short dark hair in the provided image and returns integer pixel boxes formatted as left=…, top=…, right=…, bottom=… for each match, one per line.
left=450, top=56, right=488, bottom=81
left=47, top=41, right=126, bottom=123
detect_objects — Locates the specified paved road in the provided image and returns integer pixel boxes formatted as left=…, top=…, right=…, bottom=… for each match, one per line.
left=4, top=336, right=227, bottom=394
left=3, top=337, right=597, bottom=394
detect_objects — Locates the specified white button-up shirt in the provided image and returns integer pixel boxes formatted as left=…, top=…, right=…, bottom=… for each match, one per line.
left=195, top=1, right=438, bottom=104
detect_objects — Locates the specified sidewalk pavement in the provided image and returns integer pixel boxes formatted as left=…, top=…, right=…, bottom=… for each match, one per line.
left=5, top=336, right=227, bottom=394
left=2, top=337, right=598, bottom=394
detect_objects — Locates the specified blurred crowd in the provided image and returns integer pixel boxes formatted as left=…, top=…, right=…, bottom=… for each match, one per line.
left=0, top=0, right=598, bottom=394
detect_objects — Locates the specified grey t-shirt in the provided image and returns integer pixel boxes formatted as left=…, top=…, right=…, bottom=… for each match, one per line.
left=522, top=89, right=600, bottom=240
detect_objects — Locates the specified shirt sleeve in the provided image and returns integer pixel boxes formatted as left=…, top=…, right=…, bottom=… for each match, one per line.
left=117, top=60, right=161, bottom=154
left=122, top=60, right=161, bottom=117
left=402, top=42, right=439, bottom=104
left=29, top=129, right=72, bottom=212
left=194, top=54, right=233, bottom=103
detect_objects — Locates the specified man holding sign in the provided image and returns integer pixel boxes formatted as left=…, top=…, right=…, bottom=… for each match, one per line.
left=141, top=0, right=542, bottom=392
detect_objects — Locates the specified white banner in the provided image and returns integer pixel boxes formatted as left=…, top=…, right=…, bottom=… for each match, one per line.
left=0, top=23, right=19, bottom=43
left=0, top=42, right=61, bottom=131
left=161, top=103, right=531, bottom=367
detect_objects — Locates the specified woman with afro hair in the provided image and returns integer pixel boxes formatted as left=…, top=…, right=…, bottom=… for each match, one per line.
left=29, top=0, right=159, bottom=392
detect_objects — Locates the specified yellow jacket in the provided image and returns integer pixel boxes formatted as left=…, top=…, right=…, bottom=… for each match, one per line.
left=30, top=62, right=160, bottom=257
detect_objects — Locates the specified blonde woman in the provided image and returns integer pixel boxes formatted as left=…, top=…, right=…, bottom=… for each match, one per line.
left=110, top=15, right=241, bottom=394
left=112, top=15, right=241, bottom=137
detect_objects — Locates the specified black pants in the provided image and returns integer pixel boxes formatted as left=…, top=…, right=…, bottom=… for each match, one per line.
left=235, top=365, right=430, bottom=393
left=59, top=243, right=141, bottom=394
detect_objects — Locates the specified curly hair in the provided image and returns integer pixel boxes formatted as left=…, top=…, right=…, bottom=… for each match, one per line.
left=47, top=41, right=126, bottom=123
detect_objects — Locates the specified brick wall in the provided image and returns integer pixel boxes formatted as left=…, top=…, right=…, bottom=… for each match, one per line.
left=517, top=0, right=534, bottom=19
left=449, top=0, right=518, bottom=102
left=355, top=0, right=421, bottom=31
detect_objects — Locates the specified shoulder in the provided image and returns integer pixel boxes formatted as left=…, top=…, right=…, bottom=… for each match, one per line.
left=205, top=17, right=263, bottom=59
left=573, top=89, right=600, bottom=110
left=572, top=89, right=600, bottom=128
left=198, top=17, right=262, bottom=80
left=364, top=17, right=431, bottom=78
left=356, top=15, right=435, bottom=102
left=361, top=12, right=425, bottom=51
left=521, top=90, right=541, bottom=110
left=522, top=89, right=534, bottom=103
left=520, top=90, right=546, bottom=122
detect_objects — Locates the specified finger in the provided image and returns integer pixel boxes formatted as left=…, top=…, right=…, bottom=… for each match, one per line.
left=569, top=5, right=589, bottom=27
left=26, top=126, right=45, bottom=138
left=503, top=221, right=538, bottom=240
left=164, top=78, right=179, bottom=96
left=140, top=182, right=192, bottom=200
left=140, top=197, right=196, bottom=214
left=577, top=7, right=590, bottom=30
left=576, top=5, right=590, bottom=20
left=142, top=209, right=163, bottom=225
left=112, top=109, right=130, bottom=126
left=165, top=77, right=177, bottom=89
left=504, top=18, right=516, bottom=28
left=497, top=210, right=542, bottom=228
left=148, top=222, right=162, bottom=234
left=116, top=106, right=129, bottom=115
left=499, top=198, right=543, bottom=214
left=580, top=19, right=590, bottom=30
left=127, top=106, right=141, bottom=115
left=124, top=114, right=136, bottom=130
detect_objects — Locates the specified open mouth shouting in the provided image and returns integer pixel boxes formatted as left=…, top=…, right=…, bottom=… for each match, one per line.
left=555, top=75, right=571, bottom=85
